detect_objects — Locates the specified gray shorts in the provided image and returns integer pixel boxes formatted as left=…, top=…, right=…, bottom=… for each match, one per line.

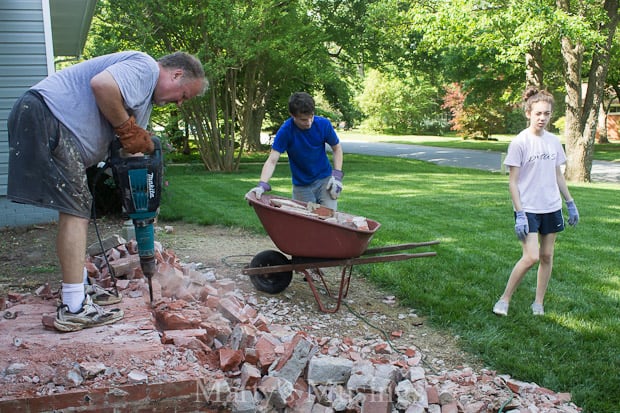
left=292, top=175, right=337, bottom=210
left=7, top=90, right=92, bottom=218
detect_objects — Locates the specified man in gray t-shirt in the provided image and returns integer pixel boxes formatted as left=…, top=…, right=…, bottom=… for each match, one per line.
left=7, top=51, right=207, bottom=331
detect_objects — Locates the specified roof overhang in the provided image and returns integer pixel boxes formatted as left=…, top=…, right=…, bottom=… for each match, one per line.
left=49, top=0, right=97, bottom=56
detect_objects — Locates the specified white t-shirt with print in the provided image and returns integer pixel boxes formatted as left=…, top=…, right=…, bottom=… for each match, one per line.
left=503, top=129, right=566, bottom=213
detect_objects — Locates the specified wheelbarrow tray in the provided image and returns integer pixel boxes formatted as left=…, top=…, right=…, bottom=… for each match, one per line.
left=245, top=193, right=380, bottom=259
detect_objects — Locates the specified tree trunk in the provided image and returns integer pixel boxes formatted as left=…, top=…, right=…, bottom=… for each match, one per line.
left=239, top=58, right=270, bottom=152
left=558, top=0, right=619, bottom=182
left=183, top=122, right=191, bottom=155
left=182, top=69, right=240, bottom=173
left=598, top=101, right=609, bottom=144
left=559, top=30, right=586, bottom=180
left=525, top=42, right=544, bottom=89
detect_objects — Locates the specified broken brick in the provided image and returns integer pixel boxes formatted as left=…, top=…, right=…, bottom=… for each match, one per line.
left=219, top=348, right=244, bottom=372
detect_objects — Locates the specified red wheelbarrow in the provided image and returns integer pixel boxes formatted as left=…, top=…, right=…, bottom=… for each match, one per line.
left=243, top=193, right=440, bottom=313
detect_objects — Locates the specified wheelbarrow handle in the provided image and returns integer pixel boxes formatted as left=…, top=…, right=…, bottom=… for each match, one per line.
left=242, top=251, right=438, bottom=276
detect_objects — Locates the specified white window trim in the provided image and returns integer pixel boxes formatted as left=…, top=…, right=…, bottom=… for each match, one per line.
left=41, top=0, right=55, bottom=74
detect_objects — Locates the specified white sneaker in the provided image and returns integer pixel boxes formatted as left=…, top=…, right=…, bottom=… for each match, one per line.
left=531, top=302, right=545, bottom=316
left=493, top=300, right=509, bottom=316
left=54, top=294, right=124, bottom=332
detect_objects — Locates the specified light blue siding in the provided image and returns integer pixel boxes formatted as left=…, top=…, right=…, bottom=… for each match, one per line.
left=0, top=0, right=56, bottom=226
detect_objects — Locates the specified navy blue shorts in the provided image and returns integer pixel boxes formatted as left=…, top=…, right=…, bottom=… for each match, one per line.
left=515, top=210, right=565, bottom=235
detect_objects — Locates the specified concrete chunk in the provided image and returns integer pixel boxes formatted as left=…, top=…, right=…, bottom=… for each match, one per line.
left=307, top=355, right=353, bottom=385
left=232, top=390, right=256, bottom=413
left=87, top=234, right=125, bottom=256
left=270, top=333, right=316, bottom=384
left=258, top=376, right=293, bottom=409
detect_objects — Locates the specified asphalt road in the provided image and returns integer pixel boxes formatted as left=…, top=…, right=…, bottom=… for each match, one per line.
left=340, top=140, right=620, bottom=184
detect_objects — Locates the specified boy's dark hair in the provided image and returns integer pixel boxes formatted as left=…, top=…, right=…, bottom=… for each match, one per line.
left=288, top=92, right=315, bottom=116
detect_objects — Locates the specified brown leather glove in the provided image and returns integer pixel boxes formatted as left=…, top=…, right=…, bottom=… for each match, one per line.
left=113, top=116, right=154, bottom=154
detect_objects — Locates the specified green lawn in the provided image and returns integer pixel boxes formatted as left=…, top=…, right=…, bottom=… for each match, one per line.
left=160, top=153, right=619, bottom=412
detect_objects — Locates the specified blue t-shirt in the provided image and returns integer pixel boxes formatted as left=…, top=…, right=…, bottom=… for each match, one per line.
left=33, top=51, right=159, bottom=167
left=272, top=116, right=339, bottom=186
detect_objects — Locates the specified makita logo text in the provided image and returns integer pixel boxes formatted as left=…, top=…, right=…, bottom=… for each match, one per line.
left=147, top=173, right=156, bottom=198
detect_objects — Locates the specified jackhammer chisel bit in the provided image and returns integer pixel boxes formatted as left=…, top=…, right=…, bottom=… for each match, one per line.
left=140, top=255, right=156, bottom=303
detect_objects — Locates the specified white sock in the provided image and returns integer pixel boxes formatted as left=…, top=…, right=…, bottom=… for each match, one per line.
left=62, top=283, right=85, bottom=313
left=83, top=267, right=89, bottom=285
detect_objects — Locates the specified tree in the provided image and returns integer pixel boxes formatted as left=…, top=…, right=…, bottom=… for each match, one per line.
left=600, top=34, right=620, bottom=143
left=357, top=69, right=440, bottom=134
left=88, top=0, right=341, bottom=171
left=559, top=0, right=619, bottom=181
left=408, top=0, right=619, bottom=182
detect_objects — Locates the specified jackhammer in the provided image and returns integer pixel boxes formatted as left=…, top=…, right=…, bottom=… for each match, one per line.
left=108, top=137, right=163, bottom=303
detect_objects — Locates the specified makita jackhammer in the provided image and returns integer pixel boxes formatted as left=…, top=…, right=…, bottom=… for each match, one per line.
left=108, top=137, right=163, bottom=303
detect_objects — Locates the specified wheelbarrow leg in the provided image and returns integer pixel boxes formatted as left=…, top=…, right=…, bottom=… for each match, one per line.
left=299, top=265, right=353, bottom=313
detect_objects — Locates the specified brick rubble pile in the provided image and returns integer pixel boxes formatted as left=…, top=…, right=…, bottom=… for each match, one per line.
left=2, top=233, right=582, bottom=413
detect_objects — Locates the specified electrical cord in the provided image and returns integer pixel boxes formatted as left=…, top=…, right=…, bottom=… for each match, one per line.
left=218, top=254, right=439, bottom=372
left=342, top=300, right=438, bottom=373
left=343, top=300, right=404, bottom=354
left=220, top=254, right=254, bottom=268
left=497, top=377, right=516, bottom=413
left=89, top=161, right=120, bottom=298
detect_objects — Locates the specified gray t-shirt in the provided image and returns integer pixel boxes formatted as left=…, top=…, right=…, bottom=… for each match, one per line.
left=33, top=51, right=159, bottom=167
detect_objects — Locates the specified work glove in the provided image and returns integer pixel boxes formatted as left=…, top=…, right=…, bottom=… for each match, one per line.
left=248, top=181, right=271, bottom=199
left=326, top=169, right=344, bottom=200
left=566, top=200, right=579, bottom=226
left=114, top=116, right=154, bottom=154
left=514, top=210, right=529, bottom=242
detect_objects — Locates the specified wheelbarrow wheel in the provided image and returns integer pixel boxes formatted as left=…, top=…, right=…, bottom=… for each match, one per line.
left=248, top=250, right=293, bottom=294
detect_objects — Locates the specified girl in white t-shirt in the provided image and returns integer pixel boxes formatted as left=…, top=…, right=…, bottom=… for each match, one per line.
left=492, top=88, right=579, bottom=317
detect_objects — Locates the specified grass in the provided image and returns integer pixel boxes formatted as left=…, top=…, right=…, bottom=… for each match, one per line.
left=337, top=130, right=620, bottom=162
left=160, top=151, right=619, bottom=412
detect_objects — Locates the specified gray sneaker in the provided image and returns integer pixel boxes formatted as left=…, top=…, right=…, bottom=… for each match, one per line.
left=54, top=294, right=124, bottom=332
left=531, top=302, right=545, bottom=316
left=493, top=300, right=509, bottom=316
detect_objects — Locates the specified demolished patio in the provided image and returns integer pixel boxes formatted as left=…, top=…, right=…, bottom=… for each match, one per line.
left=0, top=233, right=582, bottom=412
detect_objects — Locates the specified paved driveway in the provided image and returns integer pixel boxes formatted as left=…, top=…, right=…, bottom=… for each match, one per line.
left=340, top=140, right=620, bottom=184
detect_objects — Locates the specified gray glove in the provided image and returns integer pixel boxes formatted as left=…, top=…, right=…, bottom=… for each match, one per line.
left=566, top=200, right=579, bottom=226
left=326, top=170, right=344, bottom=200
left=248, top=181, right=271, bottom=199
left=515, top=210, right=529, bottom=242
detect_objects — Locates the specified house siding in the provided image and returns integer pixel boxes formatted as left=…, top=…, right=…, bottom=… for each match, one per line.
left=0, top=0, right=57, bottom=227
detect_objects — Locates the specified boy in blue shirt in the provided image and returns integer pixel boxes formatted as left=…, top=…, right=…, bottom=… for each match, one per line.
left=249, top=92, right=344, bottom=210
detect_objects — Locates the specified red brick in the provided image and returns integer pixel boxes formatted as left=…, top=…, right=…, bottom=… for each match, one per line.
left=362, top=396, right=392, bottom=413
left=219, top=297, right=249, bottom=323
left=441, top=400, right=458, bottom=413
left=219, top=348, right=244, bottom=371
left=255, top=336, right=278, bottom=372
left=426, top=385, right=440, bottom=404
left=161, top=328, right=209, bottom=345
left=156, top=311, right=195, bottom=330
